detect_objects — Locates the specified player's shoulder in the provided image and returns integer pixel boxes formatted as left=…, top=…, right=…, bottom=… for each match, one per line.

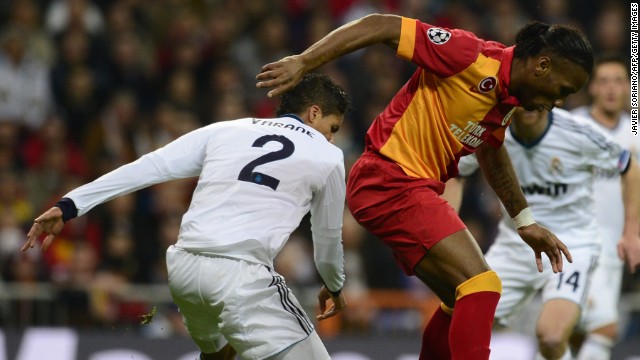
left=552, top=108, right=618, bottom=147
left=238, top=116, right=344, bottom=164
left=198, top=117, right=252, bottom=131
left=569, top=105, right=591, bottom=119
left=310, top=140, right=344, bottom=167
left=552, top=108, right=604, bottom=133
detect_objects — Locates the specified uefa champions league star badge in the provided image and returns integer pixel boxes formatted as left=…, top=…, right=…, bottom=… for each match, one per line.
left=427, top=28, right=452, bottom=45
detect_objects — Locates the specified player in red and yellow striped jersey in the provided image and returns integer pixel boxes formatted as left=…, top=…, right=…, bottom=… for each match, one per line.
left=257, top=14, right=592, bottom=360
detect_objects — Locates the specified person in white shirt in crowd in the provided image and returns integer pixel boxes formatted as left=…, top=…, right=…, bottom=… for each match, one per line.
left=23, top=73, right=350, bottom=360
left=570, top=54, right=640, bottom=360
left=449, top=107, right=640, bottom=360
left=0, top=25, right=51, bottom=130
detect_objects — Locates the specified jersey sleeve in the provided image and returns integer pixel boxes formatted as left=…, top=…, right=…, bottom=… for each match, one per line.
left=310, top=160, right=346, bottom=293
left=66, top=125, right=213, bottom=216
left=396, top=17, right=481, bottom=78
left=485, top=125, right=508, bottom=149
left=581, top=122, right=631, bottom=174
left=457, top=153, right=480, bottom=177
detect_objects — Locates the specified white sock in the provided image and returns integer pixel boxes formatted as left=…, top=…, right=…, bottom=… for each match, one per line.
left=575, top=333, right=613, bottom=360
left=535, top=347, right=572, bottom=360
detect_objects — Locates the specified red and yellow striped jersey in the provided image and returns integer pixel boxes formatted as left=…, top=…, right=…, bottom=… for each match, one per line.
left=365, top=17, right=520, bottom=182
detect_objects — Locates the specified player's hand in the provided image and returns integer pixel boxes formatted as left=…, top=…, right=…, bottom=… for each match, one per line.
left=255, top=55, right=306, bottom=98
left=22, top=207, right=65, bottom=252
left=517, top=223, right=572, bottom=273
left=316, top=286, right=346, bottom=321
left=617, top=234, right=640, bottom=273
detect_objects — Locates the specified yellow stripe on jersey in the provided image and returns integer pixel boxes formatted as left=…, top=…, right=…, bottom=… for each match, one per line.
left=438, top=53, right=502, bottom=128
left=456, top=270, right=502, bottom=301
left=397, top=17, right=416, bottom=61
left=379, top=54, right=504, bottom=180
left=379, top=82, right=461, bottom=179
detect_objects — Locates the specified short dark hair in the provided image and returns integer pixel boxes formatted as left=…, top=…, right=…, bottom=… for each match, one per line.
left=276, top=73, right=350, bottom=117
left=514, top=21, right=593, bottom=74
left=593, top=53, right=629, bottom=76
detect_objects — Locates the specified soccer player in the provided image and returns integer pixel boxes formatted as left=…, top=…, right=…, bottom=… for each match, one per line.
left=256, top=14, right=592, bottom=360
left=570, top=54, right=640, bottom=360
left=23, top=73, right=350, bottom=360
left=455, top=107, right=640, bottom=360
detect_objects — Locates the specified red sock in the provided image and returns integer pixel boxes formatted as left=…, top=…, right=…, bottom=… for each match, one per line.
left=420, top=306, right=452, bottom=360
left=449, top=291, right=500, bottom=360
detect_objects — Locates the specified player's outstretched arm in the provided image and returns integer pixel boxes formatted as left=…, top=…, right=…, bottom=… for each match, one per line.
left=618, top=160, right=640, bottom=273
left=475, top=143, right=572, bottom=273
left=23, top=207, right=64, bottom=252
left=256, top=13, right=401, bottom=98
left=316, top=286, right=347, bottom=321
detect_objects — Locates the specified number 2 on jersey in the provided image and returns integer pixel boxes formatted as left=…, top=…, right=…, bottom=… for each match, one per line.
left=238, top=135, right=295, bottom=190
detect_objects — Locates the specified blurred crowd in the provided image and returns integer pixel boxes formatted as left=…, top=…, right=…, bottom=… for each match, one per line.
left=0, top=0, right=635, bottom=338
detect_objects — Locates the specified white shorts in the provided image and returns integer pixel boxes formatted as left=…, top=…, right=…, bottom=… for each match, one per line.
left=579, top=253, right=623, bottom=331
left=166, top=246, right=316, bottom=360
left=485, top=240, right=599, bottom=326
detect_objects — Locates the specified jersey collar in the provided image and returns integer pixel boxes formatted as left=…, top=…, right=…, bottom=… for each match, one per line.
left=509, top=110, right=553, bottom=148
left=279, top=114, right=304, bottom=124
left=498, top=46, right=521, bottom=107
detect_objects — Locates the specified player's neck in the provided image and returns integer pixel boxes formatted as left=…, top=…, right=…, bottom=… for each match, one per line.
left=590, top=106, right=620, bottom=130
left=508, top=58, right=526, bottom=98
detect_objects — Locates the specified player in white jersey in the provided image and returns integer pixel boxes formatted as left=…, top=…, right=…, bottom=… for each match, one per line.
left=570, top=54, right=640, bottom=360
left=454, top=107, right=640, bottom=360
left=22, top=73, right=350, bottom=360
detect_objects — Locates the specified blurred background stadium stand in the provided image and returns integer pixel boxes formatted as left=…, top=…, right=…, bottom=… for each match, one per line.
left=0, top=0, right=636, bottom=359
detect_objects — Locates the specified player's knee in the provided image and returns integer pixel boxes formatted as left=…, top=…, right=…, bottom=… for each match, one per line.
left=455, top=270, right=502, bottom=301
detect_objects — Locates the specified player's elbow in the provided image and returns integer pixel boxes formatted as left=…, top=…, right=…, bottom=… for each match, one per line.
left=315, top=259, right=342, bottom=275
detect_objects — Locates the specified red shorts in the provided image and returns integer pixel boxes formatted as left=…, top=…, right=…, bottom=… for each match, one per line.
left=346, top=152, right=466, bottom=276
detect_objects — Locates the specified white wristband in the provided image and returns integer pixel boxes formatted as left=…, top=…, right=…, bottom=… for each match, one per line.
left=513, top=207, right=535, bottom=228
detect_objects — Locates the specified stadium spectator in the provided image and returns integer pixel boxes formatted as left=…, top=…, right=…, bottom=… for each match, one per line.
left=24, top=73, right=349, bottom=360
left=21, top=114, right=90, bottom=211
left=257, top=14, right=591, bottom=360
left=82, top=90, right=141, bottom=176
left=231, top=10, right=293, bottom=105
left=44, top=0, right=106, bottom=36
left=50, top=27, right=109, bottom=140
left=105, top=30, right=155, bottom=110
left=589, top=2, right=629, bottom=56
left=6, top=0, right=55, bottom=66
left=0, top=25, right=52, bottom=131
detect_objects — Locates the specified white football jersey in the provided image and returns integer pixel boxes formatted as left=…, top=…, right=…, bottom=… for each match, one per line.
left=571, top=106, right=639, bottom=260
left=458, top=108, right=631, bottom=249
left=64, top=116, right=346, bottom=291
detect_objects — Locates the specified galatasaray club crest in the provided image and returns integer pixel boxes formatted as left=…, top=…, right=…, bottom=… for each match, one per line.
left=478, top=77, right=497, bottom=93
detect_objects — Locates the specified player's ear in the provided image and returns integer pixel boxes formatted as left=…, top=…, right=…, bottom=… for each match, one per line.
left=535, top=56, right=551, bottom=77
left=307, top=105, right=323, bottom=124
